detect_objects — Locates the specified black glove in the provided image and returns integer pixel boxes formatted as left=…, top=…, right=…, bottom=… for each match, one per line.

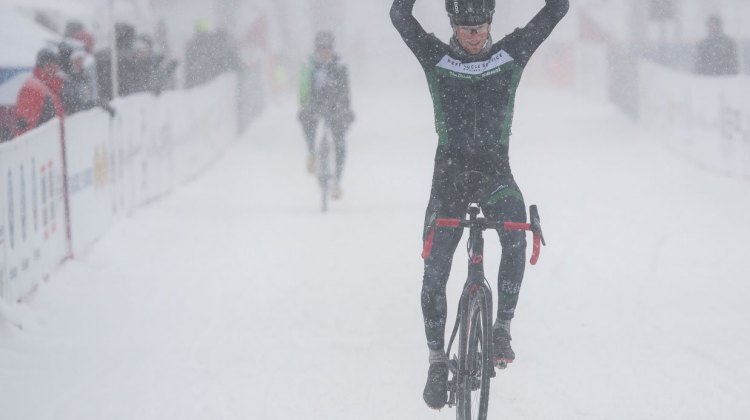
left=344, top=109, right=355, bottom=125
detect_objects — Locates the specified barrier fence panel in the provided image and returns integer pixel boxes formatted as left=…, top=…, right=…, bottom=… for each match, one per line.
left=64, top=108, right=116, bottom=256
left=0, top=120, right=68, bottom=302
left=172, top=74, right=238, bottom=184
left=0, top=72, right=239, bottom=306
left=27, top=121, right=69, bottom=289
left=109, top=94, right=142, bottom=217
left=3, top=131, right=35, bottom=302
left=133, top=94, right=172, bottom=207
left=639, top=61, right=750, bottom=179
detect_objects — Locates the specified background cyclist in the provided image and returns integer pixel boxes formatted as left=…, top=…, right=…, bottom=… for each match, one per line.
left=297, top=30, right=355, bottom=199
left=390, top=0, right=568, bottom=410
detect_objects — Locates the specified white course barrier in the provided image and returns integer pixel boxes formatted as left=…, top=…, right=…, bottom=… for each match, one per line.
left=638, top=61, right=750, bottom=179
left=0, top=119, right=69, bottom=302
left=0, top=73, right=238, bottom=304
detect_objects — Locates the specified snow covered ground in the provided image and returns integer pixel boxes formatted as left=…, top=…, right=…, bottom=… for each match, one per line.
left=2, top=81, right=750, bottom=419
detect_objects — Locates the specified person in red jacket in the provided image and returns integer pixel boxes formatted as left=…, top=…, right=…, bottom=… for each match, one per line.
left=14, top=49, right=65, bottom=137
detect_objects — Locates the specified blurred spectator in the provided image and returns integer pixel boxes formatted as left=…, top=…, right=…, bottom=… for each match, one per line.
left=153, top=20, right=178, bottom=90
left=96, top=23, right=177, bottom=100
left=14, top=49, right=65, bottom=137
left=134, top=35, right=160, bottom=92
left=65, top=20, right=99, bottom=100
left=62, top=50, right=93, bottom=113
left=154, top=19, right=172, bottom=62
left=134, top=34, right=178, bottom=94
left=96, top=22, right=140, bottom=100
left=185, top=20, right=215, bottom=88
left=185, top=21, right=239, bottom=88
left=695, top=15, right=739, bottom=76
left=61, top=50, right=114, bottom=117
left=65, top=21, right=95, bottom=54
left=213, top=31, right=240, bottom=74
left=0, top=107, right=13, bottom=142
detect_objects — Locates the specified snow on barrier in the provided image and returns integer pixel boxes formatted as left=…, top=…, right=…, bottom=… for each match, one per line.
left=0, top=73, right=238, bottom=304
left=638, top=61, right=750, bottom=179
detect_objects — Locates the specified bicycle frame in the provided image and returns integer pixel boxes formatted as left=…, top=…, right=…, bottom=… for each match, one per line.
left=445, top=205, right=493, bottom=366
left=437, top=204, right=545, bottom=417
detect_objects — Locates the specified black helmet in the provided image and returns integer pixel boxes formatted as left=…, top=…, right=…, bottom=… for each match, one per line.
left=445, top=0, right=495, bottom=26
left=314, top=31, right=335, bottom=50
left=35, top=48, right=60, bottom=67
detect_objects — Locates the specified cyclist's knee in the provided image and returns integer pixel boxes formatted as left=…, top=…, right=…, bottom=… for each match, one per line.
left=500, top=230, right=526, bottom=253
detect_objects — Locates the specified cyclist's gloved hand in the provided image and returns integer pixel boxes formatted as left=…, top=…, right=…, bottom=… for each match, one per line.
left=343, top=109, right=355, bottom=125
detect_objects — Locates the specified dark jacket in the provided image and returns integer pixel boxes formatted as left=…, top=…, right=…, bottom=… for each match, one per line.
left=695, top=34, right=739, bottom=76
left=62, top=71, right=93, bottom=114
left=391, top=0, right=568, bottom=175
left=298, top=55, right=352, bottom=123
left=14, top=68, right=65, bottom=136
left=95, top=23, right=143, bottom=100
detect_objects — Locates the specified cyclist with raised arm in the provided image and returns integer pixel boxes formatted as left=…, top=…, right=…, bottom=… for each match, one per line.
left=390, top=0, right=568, bottom=409
left=298, top=31, right=354, bottom=199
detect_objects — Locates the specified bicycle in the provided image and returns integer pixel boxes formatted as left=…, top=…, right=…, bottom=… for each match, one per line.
left=314, top=119, right=336, bottom=212
left=436, top=203, right=545, bottom=420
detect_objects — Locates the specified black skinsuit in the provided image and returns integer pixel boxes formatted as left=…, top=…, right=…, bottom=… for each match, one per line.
left=391, top=0, right=568, bottom=351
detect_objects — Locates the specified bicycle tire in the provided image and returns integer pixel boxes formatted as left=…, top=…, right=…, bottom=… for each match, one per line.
left=317, top=127, right=331, bottom=212
left=456, top=287, right=492, bottom=420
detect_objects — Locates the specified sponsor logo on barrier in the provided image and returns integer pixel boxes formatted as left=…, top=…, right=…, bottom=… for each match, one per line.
left=32, top=158, right=38, bottom=233
left=7, top=169, right=14, bottom=249
left=41, top=162, right=48, bottom=239
left=49, top=162, right=56, bottom=234
left=20, top=164, right=27, bottom=242
left=94, top=145, right=110, bottom=188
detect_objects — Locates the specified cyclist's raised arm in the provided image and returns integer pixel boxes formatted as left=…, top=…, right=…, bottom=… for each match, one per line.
left=501, top=0, right=569, bottom=66
left=390, top=0, right=444, bottom=68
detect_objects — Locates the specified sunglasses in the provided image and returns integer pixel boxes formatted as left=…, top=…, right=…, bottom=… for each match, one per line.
left=455, top=24, right=490, bottom=36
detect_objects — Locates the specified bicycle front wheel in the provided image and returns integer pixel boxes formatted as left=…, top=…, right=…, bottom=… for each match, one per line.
left=317, top=132, right=331, bottom=212
left=456, top=288, right=492, bottom=420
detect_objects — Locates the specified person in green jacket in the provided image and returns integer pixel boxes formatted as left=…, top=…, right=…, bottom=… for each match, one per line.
left=298, top=31, right=354, bottom=199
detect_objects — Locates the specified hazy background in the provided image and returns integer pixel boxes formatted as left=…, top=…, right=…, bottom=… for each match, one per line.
left=2, top=0, right=750, bottom=419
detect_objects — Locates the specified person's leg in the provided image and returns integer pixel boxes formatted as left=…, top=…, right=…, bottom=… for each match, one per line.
left=482, top=177, right=527, bottom=363
left=332, top=128, right=346, bottom=182
left=299, top=108, right=317, bottom=155
left=329, top=120, right=346, bottom=199
left=420, top=153, right=465, bottom=409
left=421, top=199, right=464, bottom=352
